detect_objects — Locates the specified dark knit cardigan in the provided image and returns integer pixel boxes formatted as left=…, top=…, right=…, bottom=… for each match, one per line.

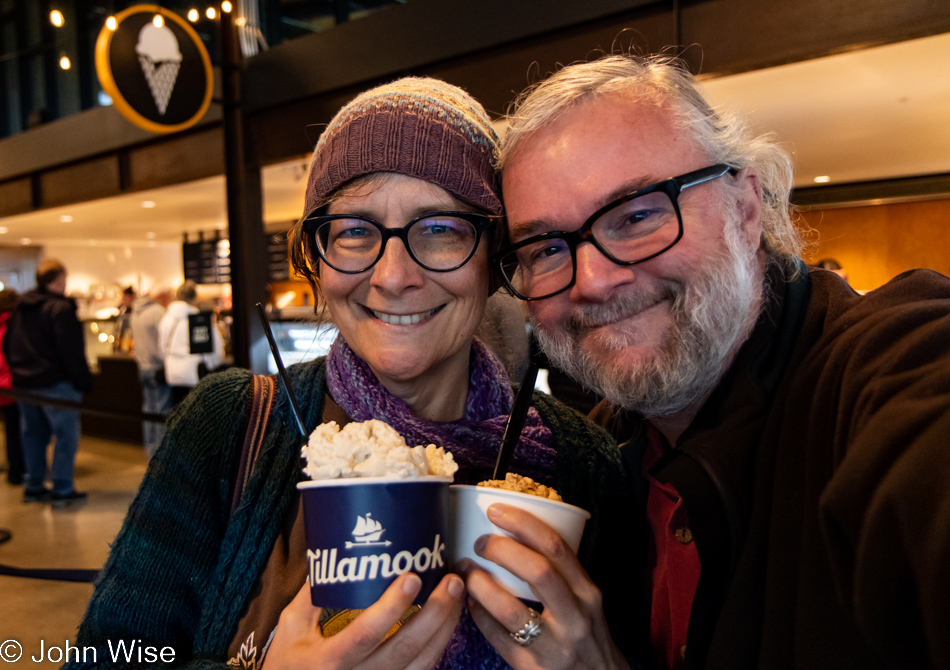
left=64, top=357, right=626, bottom=669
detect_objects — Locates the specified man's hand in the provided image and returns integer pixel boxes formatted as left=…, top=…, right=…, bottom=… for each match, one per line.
left=460, top=503, right=629, bottom=670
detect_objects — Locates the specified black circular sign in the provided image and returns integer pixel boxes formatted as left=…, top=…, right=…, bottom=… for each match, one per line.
left=96, top=5, right=213, bottom=133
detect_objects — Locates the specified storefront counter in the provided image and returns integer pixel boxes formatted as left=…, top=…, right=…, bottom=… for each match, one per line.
left=81, top=355, right=144, bottom=445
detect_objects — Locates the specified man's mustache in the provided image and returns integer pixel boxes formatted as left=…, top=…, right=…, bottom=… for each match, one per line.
left=565, top=285, right=679, bottom=336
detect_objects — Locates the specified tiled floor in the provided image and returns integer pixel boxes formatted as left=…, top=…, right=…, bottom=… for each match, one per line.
left=0, top=436, right=147, bottom=670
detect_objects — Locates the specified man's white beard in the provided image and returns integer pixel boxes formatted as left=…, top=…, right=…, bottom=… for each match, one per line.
left=535, top=218, right=763, bottom=418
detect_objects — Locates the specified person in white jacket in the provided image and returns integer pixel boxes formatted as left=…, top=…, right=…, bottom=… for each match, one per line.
left=132, top=284, right=173, bottom=456
left=158, top=280, right=224, bottom=406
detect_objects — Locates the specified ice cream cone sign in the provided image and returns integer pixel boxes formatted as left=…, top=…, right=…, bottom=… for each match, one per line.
left=95, top=5, right=212, bottom=134
left=135, top=22, right=183, bottom=115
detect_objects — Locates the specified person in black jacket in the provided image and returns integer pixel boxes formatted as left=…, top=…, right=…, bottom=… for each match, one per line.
left=3, top=259, right=92, bottom=506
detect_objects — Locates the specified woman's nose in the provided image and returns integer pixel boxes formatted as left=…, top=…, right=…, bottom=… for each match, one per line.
left=369, top=237, right=425, bottom=293
left=569, top=242, right=637, bottom=303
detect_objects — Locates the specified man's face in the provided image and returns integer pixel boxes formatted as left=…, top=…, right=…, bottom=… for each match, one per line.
left=502, top=93, right=765, bottom=417
left=47, top=272, right=67, bottom=295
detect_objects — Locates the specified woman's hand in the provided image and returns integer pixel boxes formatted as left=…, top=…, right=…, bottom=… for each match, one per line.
left=263, top=572, right=465, bottom=670
left=460, top=503, right=629, bottom=670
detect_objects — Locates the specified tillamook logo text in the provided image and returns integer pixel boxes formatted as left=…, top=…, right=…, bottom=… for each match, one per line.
left=308, top=534, right=445, bottom=585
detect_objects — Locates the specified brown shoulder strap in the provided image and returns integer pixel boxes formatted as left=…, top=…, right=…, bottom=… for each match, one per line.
left=230, top=374, right=277, bottom=517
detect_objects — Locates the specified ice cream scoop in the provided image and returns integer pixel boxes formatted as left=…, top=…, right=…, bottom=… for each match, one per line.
left=301, top=419, right=458, bottom=480
left=477, top=472, right=562, bottom=501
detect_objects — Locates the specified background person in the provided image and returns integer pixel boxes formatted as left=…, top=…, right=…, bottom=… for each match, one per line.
left=131, top=284, right=173, bottom=457
left=815, top=257, right=849, bottom=284
left=0, top=288, right=24, bottom=485
left=462, top=54, right=950, bottom=670
left=113, top=285, right=136, bottom=354
left=65, top=77, right=621, bottom=670
left=158, top=280, right=225, bottom=406
left=3, top=259, right=92, bottom=506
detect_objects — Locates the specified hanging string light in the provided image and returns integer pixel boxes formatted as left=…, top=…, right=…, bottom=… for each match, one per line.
left=206, top=6, right=217, bottom=19
left=187, top=9, right=199, bottom=21
left=106, top=15, right=117, bottom=30
left=50, top=9, right=65, bottom=27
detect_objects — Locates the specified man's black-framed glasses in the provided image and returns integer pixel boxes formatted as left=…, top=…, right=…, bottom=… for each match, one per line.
left=304, top=211, right=493, bottom=274
left=492, top=164, right=738, bottom=301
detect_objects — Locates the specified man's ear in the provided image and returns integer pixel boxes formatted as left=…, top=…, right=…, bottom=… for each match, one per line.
left=736, top=167, right=764, bottom=251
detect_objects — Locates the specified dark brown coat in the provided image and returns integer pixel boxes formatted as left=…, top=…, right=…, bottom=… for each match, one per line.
left=592, top=264, right=950, bottom=670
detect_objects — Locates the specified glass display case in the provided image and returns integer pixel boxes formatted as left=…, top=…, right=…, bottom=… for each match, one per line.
left=83, top=317, right=124, bottom=372
left=266, top=309, right=338, bottom=373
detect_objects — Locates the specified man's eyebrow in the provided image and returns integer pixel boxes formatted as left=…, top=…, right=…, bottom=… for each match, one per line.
left=508, top=219, right=551, bottom=242
left=508, top=175, right=660, bottom=241
left=600, top=175, right=659, bottom=207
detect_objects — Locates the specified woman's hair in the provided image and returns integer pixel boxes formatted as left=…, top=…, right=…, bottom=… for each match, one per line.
left=289, top=76, right=505, bottom=308
left=499, top=53, right=802, bottom=270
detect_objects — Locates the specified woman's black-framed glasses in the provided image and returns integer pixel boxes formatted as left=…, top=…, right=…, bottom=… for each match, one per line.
left=304, top=211, right=493, bottom=274
left=492, top=164, right=738, bottom=301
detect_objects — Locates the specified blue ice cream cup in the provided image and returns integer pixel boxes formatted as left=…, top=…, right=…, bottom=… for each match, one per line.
left=297, top=475, right=453, bottom=609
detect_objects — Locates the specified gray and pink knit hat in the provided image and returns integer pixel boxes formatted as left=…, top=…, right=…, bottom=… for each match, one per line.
left=302, top=77, right=502, bottom=218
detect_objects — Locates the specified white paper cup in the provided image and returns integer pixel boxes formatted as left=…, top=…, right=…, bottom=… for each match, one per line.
left=448, top=484, right=590, bottom=600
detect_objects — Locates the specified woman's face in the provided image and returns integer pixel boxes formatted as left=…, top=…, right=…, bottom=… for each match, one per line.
left=320, top=174, right=490, bottom=391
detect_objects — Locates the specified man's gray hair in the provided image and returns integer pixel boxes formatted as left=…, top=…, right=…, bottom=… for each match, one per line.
left=499, top=54, right=802, bottom=266
left=176, top=280, right=198, bottom=304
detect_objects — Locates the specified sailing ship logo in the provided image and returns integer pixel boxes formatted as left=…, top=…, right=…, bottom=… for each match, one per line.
left=345, top=513, right=392, bottom=548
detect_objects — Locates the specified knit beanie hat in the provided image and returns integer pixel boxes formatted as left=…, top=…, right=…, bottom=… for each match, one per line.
left=302, top=77, right=502, bottom=218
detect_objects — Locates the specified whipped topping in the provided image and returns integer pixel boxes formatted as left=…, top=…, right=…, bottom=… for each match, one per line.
left=301, top=419, right=458, bottom=480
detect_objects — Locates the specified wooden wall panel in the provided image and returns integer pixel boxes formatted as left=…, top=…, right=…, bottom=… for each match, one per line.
left=127, top=128, right=225, bottom=192
left=0, top=178, right=33, bottom=216
left=799, top=198, right=950, bottom=291
left=39, top=156, right=121, bottom=208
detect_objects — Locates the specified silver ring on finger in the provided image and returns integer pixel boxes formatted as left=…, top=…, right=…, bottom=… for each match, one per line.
left=510, top=607, right=543, bottom=646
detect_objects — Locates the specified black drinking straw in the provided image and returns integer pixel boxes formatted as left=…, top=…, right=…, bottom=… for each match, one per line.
left=492, top=360, right=540, bottom=480
left=256, top=303, right=307, bottom=438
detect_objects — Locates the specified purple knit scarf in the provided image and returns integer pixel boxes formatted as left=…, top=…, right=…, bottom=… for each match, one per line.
left=325, top=336, right=556, bottom=669
left=325, top=336, right=556, bottom=486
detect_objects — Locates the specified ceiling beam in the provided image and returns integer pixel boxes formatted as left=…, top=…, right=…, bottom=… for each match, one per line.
left=792, top=173, right=950, bottom=209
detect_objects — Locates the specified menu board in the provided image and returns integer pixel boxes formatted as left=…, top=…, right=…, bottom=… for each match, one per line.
left=266, top=233, right=290, bottom=282
left=183, top=233, right=289, bottom=284
left=183, top=237, right=231, bottom=284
